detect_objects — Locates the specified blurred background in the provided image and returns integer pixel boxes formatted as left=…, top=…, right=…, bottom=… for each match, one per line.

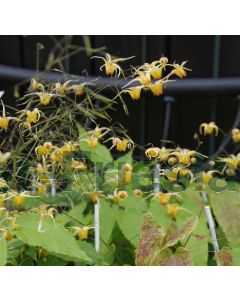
left=0, top=35, right=239, bottom=157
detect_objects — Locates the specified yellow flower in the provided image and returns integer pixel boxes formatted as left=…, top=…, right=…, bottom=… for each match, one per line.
left=35, top=183, right=45, bottom=195
left=0, top=101, right=18, bottom=130
left=89, top=191, right=102, bottom=204
left=134, top=189, right=143, bottom=197
left=149, top=80, right=163, bottom=96
left=92, top=53, right=134, bottom=77
left=0, top=151, right=11, bottom=164
left=123, top=163, right=132, bottom=184
left=36, top=163, right=48, bottom=175
left=167, top=203, right=179, bottom=217
left=150, top=66, right=164, bottom=80
left=159, top=192, right=172, bottom=205
left=201, top=171, right=217, bottom=184
left=12, top=191, right=30, bottom=207
left=170, top=61, right=190, bottom=78
left=37, top=92, right=54, bottom=106
left=30, top=78, right=44, bottom=91
left=35, top=205, right=58, bottom=232
left=26, top=108, right=41, bottom=124
left=70, top=82, right=95, bottom=97
left=171, top=149, right=197, bottom=165
left=145, top=147, right=160, bottom=159
left=35, top=142, right=53, bottom=157
left=199, top=122, right=218, bottom=136
left=109, top=189, right=128, bottom=202
left=62, top=141, right=78, bottom=155
left=72, top=226, right=94, bottom=241
left=145, top=147, right=171, bottom=160
left=50, top=148, right=64, bottom=164
left=124, top=86, right=143, bottom=100
left=54, top=81, right=70, bottom=95
left=3, top=231, right=14, bottom=241
left=232, top=128, right=240, bottom=143
left=217, top=154, right=240, bottom=170
left=87, top=136, right=98, bottom=149
left=111, top=137, right=134, bottom=152
left=71, top=160, right=87, bottom=171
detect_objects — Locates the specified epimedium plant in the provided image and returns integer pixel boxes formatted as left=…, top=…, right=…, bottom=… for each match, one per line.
left=0, top=42, right=240, bottom=266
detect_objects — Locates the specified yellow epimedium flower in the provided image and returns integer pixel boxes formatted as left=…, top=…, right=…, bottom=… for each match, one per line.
left=170, top=61, right=191, bottom=78
left=158, top=192, right=181, bottom=206
left=217, top=153, right=240, bottom=170
left=110, top=137, right=134, bottom=152
left=145, top=147, right=160, bottom=159
left=34, top=205, right=58, bottom=232
left=127, top=70, right=152, bottom=87
left=29, top=78, right=44, bottom=91
left=172, top=167, right=193, bottom=178
left=11, top=191, right=31, bottom=207
left=145, top=147, right=171, bottom=161
left=0, top=151, right=11, bottom=164
left=71, top=159, right=87, bottom=171
left=71, top=226, right=94, bottom=241
left=53, top=81, right=73, bottom=96
left=123, top=86, right=143, bottom=100
left=92, top=53, right=134, bottom=77
left=35, top=92, right=55, bottom=106
left=134, top=189, right=143, bottom=197
left=123, top=163, right=133, bottom=185
left=149, top=80, right=164, bottom=96
left=26, top=108, right=42, bottom=124
left=109, top=189, right=128, bottom=203
left=171, top=149, right=198, bottom=165
left=62, top=141, right=79, bottom=155
left=50, top=147, right=65, bottom=164
left=87, top=135, right=99, bottom=149
left=0, top=101, right=18, bottom=130
left=199, top=122, right=218, bottom=136
left=232, top=128, right=240, bottom=143
left=69, top=82, right=95, bottom=97
left=167, top=203, right=180, bottom=218
left=89, top=191, right=102, bottom=204
left=36, top=163, right=48, bottom=175
left=0, top=227, right=14, bottom=241
left=35, top=142, right=53, bottom=157
left=150, top=66, right=164, bottom=80
left=35, top=183, right=46, bottom=195
left=201, top=170, right=219, bottom=184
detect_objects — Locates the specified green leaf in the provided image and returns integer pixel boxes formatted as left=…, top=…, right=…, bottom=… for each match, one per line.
left=210, top=191, right=240, bottom=246
left=177, top=188, right=209, bottom=265
left=116, top=207, right=144, bottom=247
left=113, top=150, right=133, bottom=168
left=15, top=212, right=91, bottom=264
left=148, top=200, right=171, bottom=230
left=80, top=140, right=113, bottom=165
left=0, top=239, right=7, bottom=266
left=99, top=200, right=117, bottom=252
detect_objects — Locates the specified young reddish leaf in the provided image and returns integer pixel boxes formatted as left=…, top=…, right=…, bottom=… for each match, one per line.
left=216, top=247, right=233, bottom=266
left=135, top=213, right=163, bottom=266
left=163, top=215, right=198, bottom=249
left=150, top=247, right=193, bottom=266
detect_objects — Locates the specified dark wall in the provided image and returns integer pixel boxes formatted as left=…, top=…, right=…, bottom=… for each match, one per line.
left=0, top=35, right=239, bottom=155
